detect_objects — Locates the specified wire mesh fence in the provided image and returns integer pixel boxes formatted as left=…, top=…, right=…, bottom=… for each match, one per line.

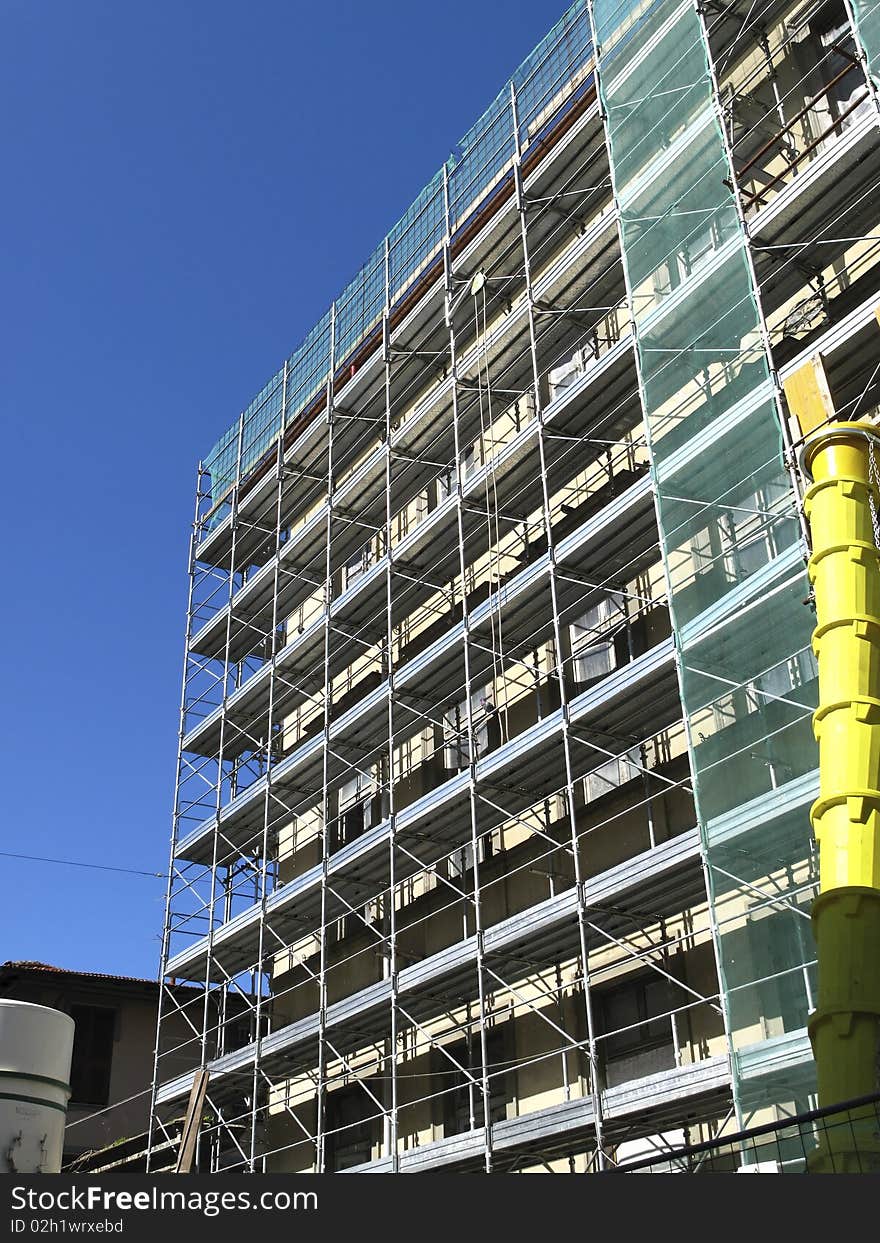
left=606, top=1091, right=880, bottom=1173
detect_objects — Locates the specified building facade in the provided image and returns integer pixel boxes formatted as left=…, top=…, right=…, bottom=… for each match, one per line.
left=0, top=963, right=196, bottom=1168
left=150, top=0, right=880, bottom=1172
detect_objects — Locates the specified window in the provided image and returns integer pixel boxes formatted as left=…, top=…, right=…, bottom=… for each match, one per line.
left=548, top=353, right=583, bottom=401
left=395, top=490, right=428, bottom=542
left=335, top=772, right=374, bottom=849
left=461, top=444, right=477, bottom=481
left=447, top=836, right=491, bottom=881
left=690, top=523, right=715, bottom=577
left=720, top=485, right=783, bottom=583
left=436, top=468, right=453, bottom=504
left=69, top=1005, right=115, bottom=1107
left=396, top=726, right=434, bottom=779
left=343, top=545, right=372, bottom=591
left=650, top=214, right=726, bottom=306
left=749, top=649, right=816, bottom=717
left=325, top=1085, right=375, bottom=1171
left=570, top=595, right=618, bottom=683
left=598, top=974, right=676, bottom=1088
left=689, top=483, right=784, bottom=591
left=548, top=342, right=612, bottom=402
left=437, top=445, right=478, bottom=503
left=584, top=747, right=641, bottom=805
left=679, top=219, right=715, bottom=278
left=442, top=1028, right=508, bottom=1136
left=442, top=688, right=492, bottom=769
left=813, top=2, right=870, bottom=132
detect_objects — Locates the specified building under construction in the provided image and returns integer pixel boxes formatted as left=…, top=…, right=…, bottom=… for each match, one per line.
left=149, top=0, right=880, bottom=1172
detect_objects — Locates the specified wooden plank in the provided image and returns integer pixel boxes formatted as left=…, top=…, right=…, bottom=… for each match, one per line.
left=782, top=353, right=835, bottom=438
left=174, top=1068, right=210, bottom=1174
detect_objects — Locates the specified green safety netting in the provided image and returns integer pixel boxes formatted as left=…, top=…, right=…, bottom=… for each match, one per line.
left=203, top=0, right=595, bottom=525
left=850, top=0, right=880, bottom=86
left=592, top=0, right=819, bottom=1121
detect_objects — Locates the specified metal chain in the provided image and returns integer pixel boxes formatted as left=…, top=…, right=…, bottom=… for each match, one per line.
left=867, top=439, right=880, bottom=550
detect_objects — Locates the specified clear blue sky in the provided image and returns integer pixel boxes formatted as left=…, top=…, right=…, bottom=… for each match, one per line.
left=0, top=1, right=561, bottom=977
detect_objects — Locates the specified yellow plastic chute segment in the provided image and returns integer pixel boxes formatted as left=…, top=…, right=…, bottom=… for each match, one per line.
left=801, top=421, right=880, bottom=1170
left=804, top=423, right=880, bottom=893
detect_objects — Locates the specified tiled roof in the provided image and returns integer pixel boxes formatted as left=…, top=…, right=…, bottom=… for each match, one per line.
left=0, top=960, right=160, bottom=987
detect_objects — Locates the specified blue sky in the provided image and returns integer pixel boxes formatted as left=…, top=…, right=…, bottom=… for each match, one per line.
left=0, top=1, right=563, bottom=977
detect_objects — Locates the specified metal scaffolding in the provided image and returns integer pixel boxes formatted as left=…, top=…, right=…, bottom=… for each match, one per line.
left=148, top=0, right=880, bottom=1172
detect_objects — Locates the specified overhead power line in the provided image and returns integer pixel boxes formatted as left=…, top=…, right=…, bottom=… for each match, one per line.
left=0, top=850, right=165, bottom=879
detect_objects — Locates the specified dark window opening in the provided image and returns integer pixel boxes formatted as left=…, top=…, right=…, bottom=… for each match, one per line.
left=442, top=1027, right=508, bottom=1137
left=69, top=1005, right=115, bottom=1107
left=597, top=974, right=676, bottom=1089
left=325, top=1085, right=376, bottom=1171
left=341, top=798, right=367, bottom=844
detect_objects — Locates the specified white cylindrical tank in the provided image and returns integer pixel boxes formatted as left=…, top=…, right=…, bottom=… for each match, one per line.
left=0, top=999, right=75, bottom=1173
